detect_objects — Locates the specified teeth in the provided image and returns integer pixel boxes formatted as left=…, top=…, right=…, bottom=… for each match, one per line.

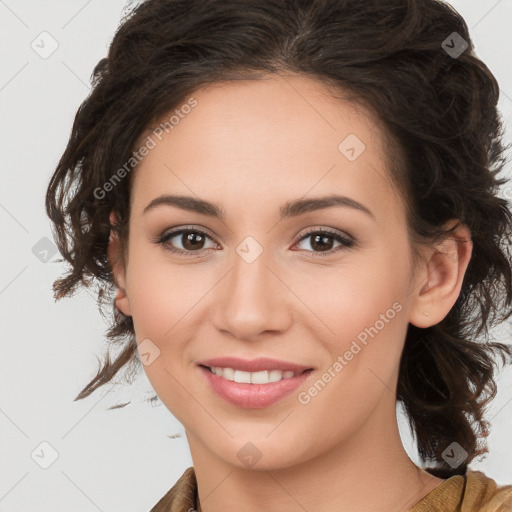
left=210, top=367, right=299, bottom=384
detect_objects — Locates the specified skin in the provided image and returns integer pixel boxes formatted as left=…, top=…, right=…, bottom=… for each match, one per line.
left=109, top=73, right=473, bottom=512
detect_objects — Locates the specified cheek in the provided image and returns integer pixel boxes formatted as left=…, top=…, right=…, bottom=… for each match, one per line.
left=125, top=243, right=210, bottom=340
left=124, top=251, right=221, bottom=404
left=298, top=252, right=411, bottom=401
left=295, top=253, right=408, bottom=339
left=124, top=253, right=203, bottom=417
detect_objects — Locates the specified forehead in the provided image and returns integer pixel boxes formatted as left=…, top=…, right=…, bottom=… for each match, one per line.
left=130, top=73, right=404, bottom=224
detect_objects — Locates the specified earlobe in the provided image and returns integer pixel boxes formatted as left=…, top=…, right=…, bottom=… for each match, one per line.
left=108, top=211, right=132, bottom=317
left=114, top=288, right=132, bottom=317
left=409, top=221, right=472, bottom=328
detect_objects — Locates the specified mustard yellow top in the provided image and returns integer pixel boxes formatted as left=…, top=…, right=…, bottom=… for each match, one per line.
left=150, top=466, right=512, bottom=511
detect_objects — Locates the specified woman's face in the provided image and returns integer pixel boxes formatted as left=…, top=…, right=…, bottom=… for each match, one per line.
left=113, top=74, right=428, bottom=470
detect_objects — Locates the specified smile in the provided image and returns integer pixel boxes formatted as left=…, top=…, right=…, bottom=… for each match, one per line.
left=198, top=362, right=315, bottom=409
left=205, top=366, right=304, bottom=384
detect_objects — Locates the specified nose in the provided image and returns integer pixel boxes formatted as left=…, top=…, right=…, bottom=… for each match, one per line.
left=211, top=247, right=293, bottom=340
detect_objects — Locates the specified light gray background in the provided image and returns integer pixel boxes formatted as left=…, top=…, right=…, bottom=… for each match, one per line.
left=0, top=1, right=511, bottom=511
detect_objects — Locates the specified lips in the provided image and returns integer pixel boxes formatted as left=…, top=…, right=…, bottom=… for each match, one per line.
left=197, top=356, right=312, bottom=374
left=199, top=366, right=314, bottom=408
left=197, top=357, right=315, bottom=409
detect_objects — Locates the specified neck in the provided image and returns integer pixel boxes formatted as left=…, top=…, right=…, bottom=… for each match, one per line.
left=187, top=399, right=445, bottom=512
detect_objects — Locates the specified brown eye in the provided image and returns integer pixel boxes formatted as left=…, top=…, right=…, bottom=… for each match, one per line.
left=180, top=231, right=207, bottom=250
left=294, top=229, right=354, bottom=256
left=157, top=228, right=218, bottom=256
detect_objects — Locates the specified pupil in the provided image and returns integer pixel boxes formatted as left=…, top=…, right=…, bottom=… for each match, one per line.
left=183, top=232, right=204, bottom=250
left=312, top=234, right=332, bottom=252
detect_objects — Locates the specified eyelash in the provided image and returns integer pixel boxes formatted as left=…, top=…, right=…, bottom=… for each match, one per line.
left=154, top=226, right=355, bottom=258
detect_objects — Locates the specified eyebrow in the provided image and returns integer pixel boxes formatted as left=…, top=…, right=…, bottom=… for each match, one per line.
left=143, top=193, right=374, bottom=220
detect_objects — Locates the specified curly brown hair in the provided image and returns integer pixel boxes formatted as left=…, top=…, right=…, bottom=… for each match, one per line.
left=45, top=0, right=512, bottom=479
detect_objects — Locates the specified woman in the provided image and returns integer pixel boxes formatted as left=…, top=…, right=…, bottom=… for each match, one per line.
left=46, top=0, right=512, bottom=510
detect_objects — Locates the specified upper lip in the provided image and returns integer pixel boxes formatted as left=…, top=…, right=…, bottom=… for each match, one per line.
left=198, top=357, right=313, bottom=373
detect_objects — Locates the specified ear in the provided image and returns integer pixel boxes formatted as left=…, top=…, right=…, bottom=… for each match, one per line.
left=408, top=220, right=472, bottom=328
left=108, top=211, right=132, bottom=317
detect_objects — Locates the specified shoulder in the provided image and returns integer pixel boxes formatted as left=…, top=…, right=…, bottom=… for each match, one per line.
left=463, top=470, right=512, bottom=511
left=149, top=466, right=197, bottom=512
left=412, top=470, right=512, bottom=512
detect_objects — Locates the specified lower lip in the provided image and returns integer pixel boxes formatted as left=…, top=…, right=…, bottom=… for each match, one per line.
left=199, top=366, right=314, bottom=409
